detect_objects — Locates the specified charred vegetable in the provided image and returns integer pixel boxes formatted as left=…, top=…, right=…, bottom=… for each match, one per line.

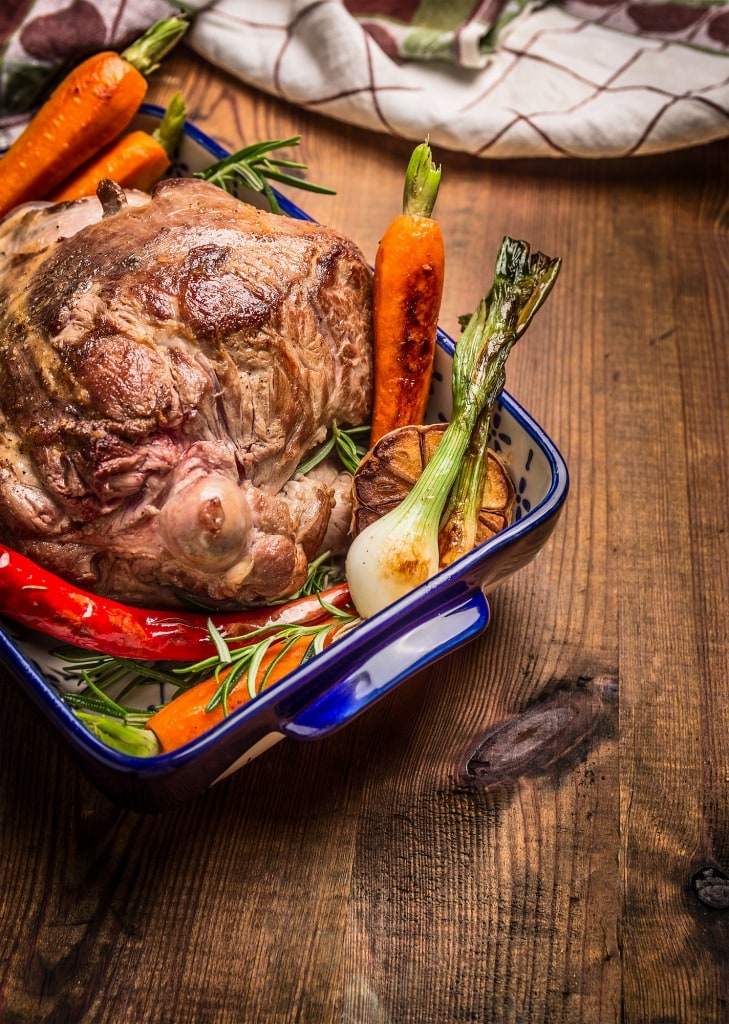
left=352, top=422, right=515, bottom=561
left=345, top=236, right=561, bottom=618
left=369, top=141, right=444, bottom=446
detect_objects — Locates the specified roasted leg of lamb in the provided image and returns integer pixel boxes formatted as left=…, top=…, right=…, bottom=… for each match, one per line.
left=0, top=177, right=373, bottom=607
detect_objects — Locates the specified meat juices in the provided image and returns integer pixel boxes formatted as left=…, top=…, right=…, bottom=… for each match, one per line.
left=0, top=178, right=373, bottom=607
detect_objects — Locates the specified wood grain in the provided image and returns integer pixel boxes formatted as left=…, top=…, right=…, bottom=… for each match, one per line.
left=0, top=43, right=727, bottom=1024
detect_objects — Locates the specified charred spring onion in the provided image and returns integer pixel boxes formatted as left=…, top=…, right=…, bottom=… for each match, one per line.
left=345, top=236, right=561, bottom=618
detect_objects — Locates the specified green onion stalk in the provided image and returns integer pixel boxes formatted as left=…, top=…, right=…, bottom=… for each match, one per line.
left=439, top=244, right=561, bottom=564
left=121, top=17, right=190, bottom=76
left=345, top=236, right=561, bottom=618
left=151, top=90, right=187, bottom=158
left=437, top=376, right=504, bottom=567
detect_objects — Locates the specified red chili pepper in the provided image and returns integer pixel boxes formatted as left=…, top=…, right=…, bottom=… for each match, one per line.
left=0, top=542, right=351, bottom=661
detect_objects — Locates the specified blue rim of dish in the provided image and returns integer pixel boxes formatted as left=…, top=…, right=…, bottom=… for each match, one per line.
left=0, top=107, right=570, bottom=779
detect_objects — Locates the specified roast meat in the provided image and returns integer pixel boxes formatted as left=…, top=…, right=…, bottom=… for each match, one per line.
left=0, top=177, right=373, bottom=607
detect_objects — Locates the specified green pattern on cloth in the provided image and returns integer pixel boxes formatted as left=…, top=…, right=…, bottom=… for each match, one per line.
left=345, top=0, right=544, bottom=67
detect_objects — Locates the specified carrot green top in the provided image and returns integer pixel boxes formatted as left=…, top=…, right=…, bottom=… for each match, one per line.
left=402, top=140, right=441, bottom=218
left=121, top=17, right=189, bottom=76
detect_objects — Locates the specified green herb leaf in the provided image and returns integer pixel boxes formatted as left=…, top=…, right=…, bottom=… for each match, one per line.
left=283, top=551, right=343, bottom=600
left=195, top=137, right=336, bottom=214
left=208, top=618, right=233, bottom=665
left=296, top=422, right=369, bottom=476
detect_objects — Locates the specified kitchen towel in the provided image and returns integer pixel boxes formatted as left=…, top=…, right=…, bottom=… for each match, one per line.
left=2, top=0, right=728, bottom=157
left=187, top=0, right=729, bottom=157
left=0, top=0, right=212, bottom=146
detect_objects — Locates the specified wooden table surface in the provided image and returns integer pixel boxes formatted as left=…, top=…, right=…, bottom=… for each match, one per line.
left=1, top=45, right=728, bottom=1024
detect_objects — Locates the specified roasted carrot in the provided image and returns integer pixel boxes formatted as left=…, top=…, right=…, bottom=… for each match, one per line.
left=0, top=17, right=188, bottom=218
left=369, top=141, right=444, bottom=447
left=49, top=92, right=187, bottom=201
left=146, top=623, right=343, bottom=752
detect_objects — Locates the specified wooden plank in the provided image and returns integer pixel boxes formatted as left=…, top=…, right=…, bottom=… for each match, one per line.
left=0, top=43, right=727, bottom=1024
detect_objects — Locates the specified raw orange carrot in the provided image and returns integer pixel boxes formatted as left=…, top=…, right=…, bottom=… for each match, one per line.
left=0, top=17, right=187, bottom=218
left=146, top=623, right=343, bottom=752
left=369, top=141, right=444, bottom=447
left=49, top=92, right=186, bottom=201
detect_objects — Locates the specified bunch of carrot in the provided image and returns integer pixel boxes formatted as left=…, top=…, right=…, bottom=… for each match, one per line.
left=0, top=16, right=189, bottom=217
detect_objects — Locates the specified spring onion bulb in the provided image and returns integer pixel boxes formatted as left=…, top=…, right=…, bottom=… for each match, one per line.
left=346, top=236, right=561, bottom=618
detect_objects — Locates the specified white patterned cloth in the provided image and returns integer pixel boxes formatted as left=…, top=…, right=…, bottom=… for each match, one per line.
left=187, top=0, right=729, bottom=158
left=1, top=0, right=728, bottom=157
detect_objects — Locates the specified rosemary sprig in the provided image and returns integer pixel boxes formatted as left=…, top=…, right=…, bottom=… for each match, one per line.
left=173, top=603, right=359, bottom=715
left=284, top=551, right=343, bottom=600
left=55, top=647, right=204, bottom=701
left=297, top=422, right=370, bottom=476
left=195, top=136, right=336, bottom=214
left=55, top=594, right=361, bottom=753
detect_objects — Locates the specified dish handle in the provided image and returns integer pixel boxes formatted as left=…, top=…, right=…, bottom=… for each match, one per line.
left=278, top=589, right=490, bottom=740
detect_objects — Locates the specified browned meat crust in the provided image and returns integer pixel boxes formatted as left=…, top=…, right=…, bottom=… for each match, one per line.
left=0, top=178, right=373, bottom=607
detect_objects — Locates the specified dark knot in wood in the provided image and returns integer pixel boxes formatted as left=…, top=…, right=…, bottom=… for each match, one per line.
left=464, top=674, right=617, bottom=789
left=692, top=867, right=729, bottom=910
